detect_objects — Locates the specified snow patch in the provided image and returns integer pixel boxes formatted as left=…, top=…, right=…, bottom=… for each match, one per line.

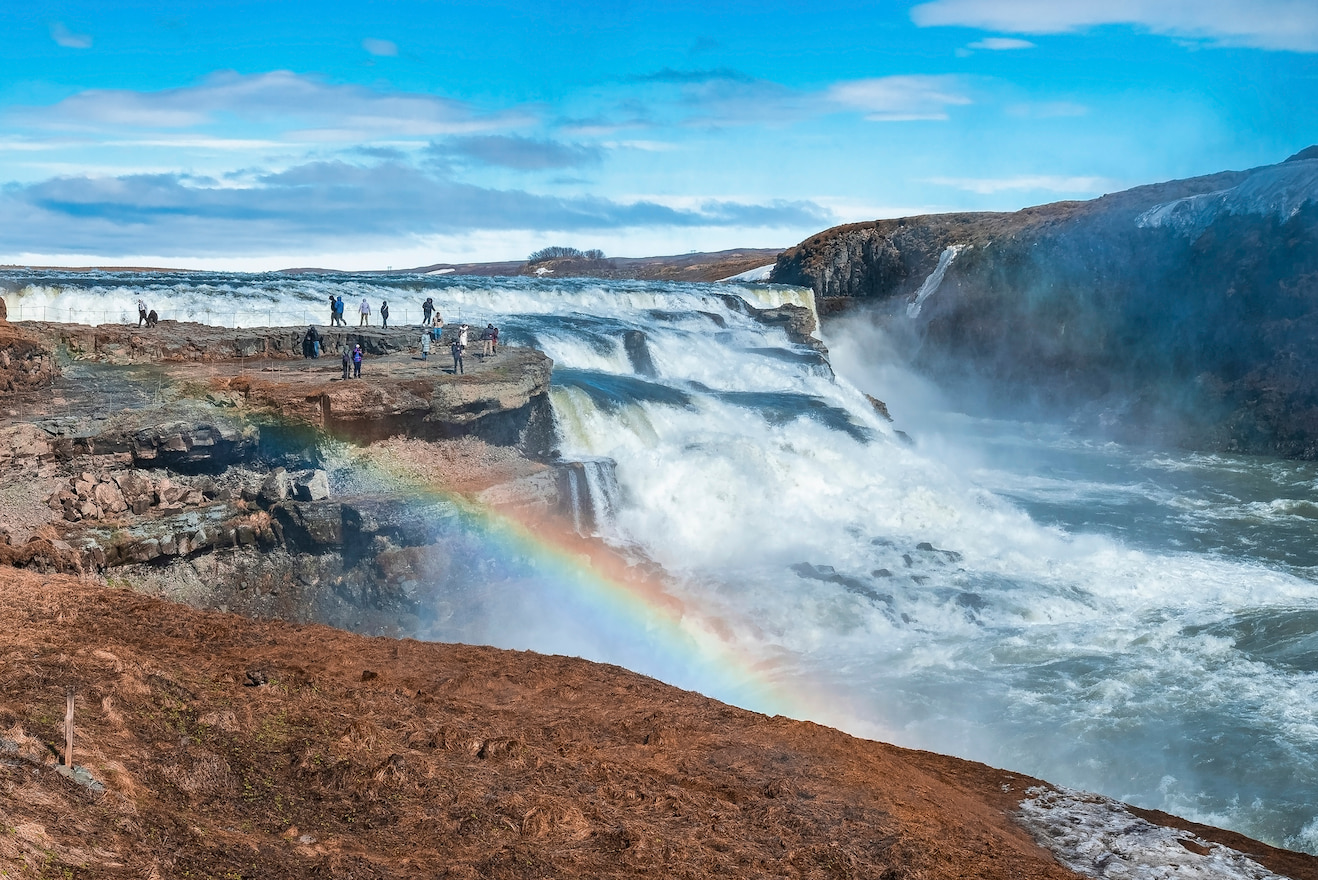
left=1018, top=787, right=1285, bottom=879
left=718, top=264, right=775, bottom=283
left=1137, top=160, right=1318, bottom=235
left=425, top=268, right=455, bottom=275
left=906, top=244, right=963, bottom=318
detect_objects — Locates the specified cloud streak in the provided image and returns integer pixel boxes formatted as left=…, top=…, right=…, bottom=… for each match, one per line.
left=16, top=71, right=528, bottom=139
left=911, top=0, right=1318, bottom=52
left=825, top=76, right=972, bottom=121
left=0, top=161, right=832, bottom=256
left=50, top=22, right=92, bottom=49
left=434, top=136, right=602, bottom=170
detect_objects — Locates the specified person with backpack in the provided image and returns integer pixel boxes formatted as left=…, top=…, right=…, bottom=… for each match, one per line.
left=422, top=297, right=434, bottom=326
left=352, top=343, right=363, bottom=377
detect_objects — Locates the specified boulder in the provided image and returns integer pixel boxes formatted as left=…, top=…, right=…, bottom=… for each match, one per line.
left=260, top=468, right=291, bottom=504
left=293, top=469, right=330, bottom=501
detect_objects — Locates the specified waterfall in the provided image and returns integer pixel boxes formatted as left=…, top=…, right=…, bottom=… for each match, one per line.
left=906, top=245, right=964, bottom=319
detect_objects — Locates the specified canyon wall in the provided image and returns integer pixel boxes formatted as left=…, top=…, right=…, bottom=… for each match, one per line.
left=774, top=148, right=1318, bottom=456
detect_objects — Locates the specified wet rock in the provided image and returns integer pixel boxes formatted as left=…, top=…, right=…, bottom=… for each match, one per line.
left=623, top=330, right=658, bottom=377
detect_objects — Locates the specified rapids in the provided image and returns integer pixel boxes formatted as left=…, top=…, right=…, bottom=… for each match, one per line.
left=4, top=269, right=1318, bottom=852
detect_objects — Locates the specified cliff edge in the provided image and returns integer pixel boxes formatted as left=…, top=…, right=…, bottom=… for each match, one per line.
left=774, top=149, right=1318, bottom=457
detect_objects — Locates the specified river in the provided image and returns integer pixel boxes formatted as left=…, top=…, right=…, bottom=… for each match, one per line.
left=4, top=269, right=1317, bottom=852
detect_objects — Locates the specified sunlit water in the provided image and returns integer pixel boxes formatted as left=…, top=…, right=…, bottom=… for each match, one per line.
left=5, top=270, right=1318, bottom=852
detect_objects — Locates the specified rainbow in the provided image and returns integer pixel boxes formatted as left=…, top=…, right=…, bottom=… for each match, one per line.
left=336, top=445, right=825, bottom=724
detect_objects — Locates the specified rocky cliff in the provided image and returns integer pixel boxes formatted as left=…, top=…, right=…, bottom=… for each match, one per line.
left=774, top=148, right=1318, bottom=456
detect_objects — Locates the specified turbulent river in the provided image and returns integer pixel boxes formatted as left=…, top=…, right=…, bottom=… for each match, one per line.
left=6, top=270, right=1318, bottom=853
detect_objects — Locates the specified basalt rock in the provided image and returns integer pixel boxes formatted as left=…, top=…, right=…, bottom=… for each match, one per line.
left=775, top=150, right=1318, bottom=457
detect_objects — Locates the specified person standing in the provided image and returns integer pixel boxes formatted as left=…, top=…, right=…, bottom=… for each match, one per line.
left=341, top=346, right=351, bottom=379
left=422, top=297, right=434, bottom=326
left=335, top=296, right=346, bottom=326
left=481, top=323, right=495, bottom=357
left=358, top=298, right=371, bottom=326
left=328, top=295, right=338, bottom=325
left=352, top=343, right=363, bottom=378
left=380, top=301, right=390, bottom=328
left=490, top=324, right=498, bottom=355
left=451, top=338, right=464, bottom=374
left=137, top=298, right=149, bottom=327
left=419, top=328, right=431, bottom=360
left=457, top=323, right=469, bottom=352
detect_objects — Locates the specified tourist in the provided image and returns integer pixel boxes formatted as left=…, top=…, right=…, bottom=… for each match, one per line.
left=422, top=297, right=434, bottom=326
left=457, top=323, right=468, bottom=352
left=334, top=296, right=346, bottom=326
left=358, top=298, right=371, bottom=326
left=328, top=295, right=337, bottom=325
left=352, top=343, right=363, bottom=378
left=380, top=301, right=390, bottom=328
left=490, top=324, right=498, bottom=354
left=451, top=338, right=464, bottom=374
left=481, top=324, right=494, bottom=357
left=137, top=298, right=149, bottom=327
left=341, top=346, right=350, bottom=379
left=419, top=328, right=431, bottom=360
left=303, top=326, right=321, bottom=358
left=145, top=309, right=159, bottom=328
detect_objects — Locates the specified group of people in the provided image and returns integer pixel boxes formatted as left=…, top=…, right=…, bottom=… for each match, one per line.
left=305, top=296, right=499, bottom=379
left=418, top=321, right=498, bottom=374
left=328, top=296, right=390, bottom=327
left=135, top=298, right=159, bottom=328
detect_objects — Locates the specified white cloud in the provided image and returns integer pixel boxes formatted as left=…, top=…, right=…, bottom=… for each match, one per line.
left=50, top=22, right=92, bottom=49
left=925, top=174, right=1116, bottom=194
left=911, top=0, right=1318, bottom=52
left=18, top=71, right=529, bottom=139
left=966, top=37, right=1036, bottom=50
left=362, top=38, right=398, bottom=57
left=826, top=75, right=972, bottom=121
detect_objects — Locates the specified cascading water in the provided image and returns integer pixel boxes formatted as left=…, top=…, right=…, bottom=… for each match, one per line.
left=5, top=269, right=1318, bottom=853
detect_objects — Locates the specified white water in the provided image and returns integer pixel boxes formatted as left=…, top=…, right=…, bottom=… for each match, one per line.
left=5, top=270, right=1318, bottom=854
left=906, top=244, right=963, bottom=318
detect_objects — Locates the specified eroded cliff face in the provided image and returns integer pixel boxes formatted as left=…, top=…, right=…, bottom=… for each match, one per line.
left=0, top=322, right=584, bottom=634
left=775, top=151, right=1318, bottom=457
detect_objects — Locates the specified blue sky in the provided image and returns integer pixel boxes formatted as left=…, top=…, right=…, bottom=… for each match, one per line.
left=2, top=0, right=1315, bottom=270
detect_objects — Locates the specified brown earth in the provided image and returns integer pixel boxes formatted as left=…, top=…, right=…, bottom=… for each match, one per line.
left=2, top=568, right=1064, bottom=880
left=4, top=570, right=1318, bottom=880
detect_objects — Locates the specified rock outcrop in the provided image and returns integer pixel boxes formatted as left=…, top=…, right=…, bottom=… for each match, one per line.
left=0, top=321, right=578, bottom=625
left=774, top=148, right=1318, bottom=456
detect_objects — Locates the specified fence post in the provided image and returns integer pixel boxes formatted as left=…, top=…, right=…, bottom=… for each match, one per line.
left=63, top=686, right=74, bottom=767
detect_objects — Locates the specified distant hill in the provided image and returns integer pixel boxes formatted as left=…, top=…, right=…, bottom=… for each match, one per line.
left=330, top=247, right=784, bottom=282
left=774, top=148, right=1318, bottom=458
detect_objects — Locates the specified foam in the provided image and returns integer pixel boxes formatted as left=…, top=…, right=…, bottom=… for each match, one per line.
left=1018, top=787, right=1284, bottom=879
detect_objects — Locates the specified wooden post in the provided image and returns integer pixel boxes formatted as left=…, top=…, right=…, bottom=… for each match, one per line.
left=64, top=686, right=74, bottom=767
